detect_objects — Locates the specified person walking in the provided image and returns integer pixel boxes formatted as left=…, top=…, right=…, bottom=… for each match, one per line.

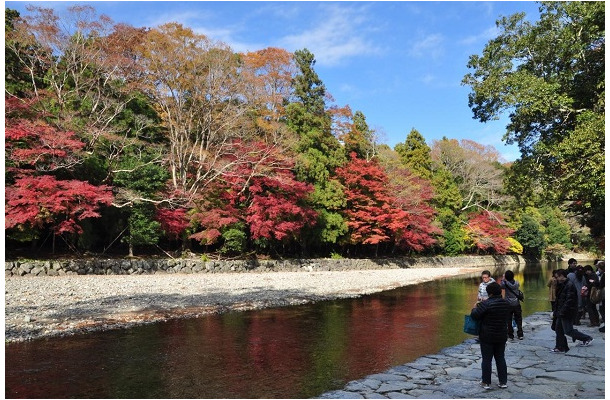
left=501, top=270, right=523, bottom=340
left=477, top=270, right=494, bottom=302
left=567, top=266, right=586, bottom=325
left=551, top=269, right=593, bottom=353
left=470, top=282, right=510, bottom=390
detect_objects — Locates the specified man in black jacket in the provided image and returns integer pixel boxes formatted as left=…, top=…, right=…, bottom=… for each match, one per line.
left=471, top=282, right=510, bottom=390
left=552, top=269, right=593, bottom=353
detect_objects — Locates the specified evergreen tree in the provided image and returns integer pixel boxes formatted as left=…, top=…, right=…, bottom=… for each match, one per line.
left=394, top=128, right=432, bottom=179
left=286, top=49, right=347, bottom=253
left=515, top=214, right=546, bottom=259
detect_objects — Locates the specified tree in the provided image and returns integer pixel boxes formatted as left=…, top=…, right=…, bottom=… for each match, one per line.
left=335, top=109, right=377, bottom=161
left=464, top=211, right=514, bottom=254
left=515, top=214, right=546, bottom=259
left=190, top=140, right=317, bottom=256
left=337, top=152, right=438, bottom=254
left=5, top=98, right=114, bottom=250
left=463, top=1, right=604, bottom=243
left=540, top=206, right=572, bottom=249
left=394, top=128, right=432, bottom=179
left=6, top=6, right=146, bottom=146
left=431, top=138, right=507, bottom=213
left=240, top=47, right=296, bottom=140
left=286, top=49, right=347, bottom=251
left=6, top=175, right=113, bottom=240
left=135, top=23, right=251, bottom=198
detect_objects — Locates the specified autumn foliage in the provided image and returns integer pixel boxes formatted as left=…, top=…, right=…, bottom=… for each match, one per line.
left=190, top=141, right=317, bottom=249
left=336, top=153, right=439, bottom=252
left=5, top=97, right=113, bottom=236
left=4, top=4, right=562, bottom=257
left=464, top=211, right=514, bottom=254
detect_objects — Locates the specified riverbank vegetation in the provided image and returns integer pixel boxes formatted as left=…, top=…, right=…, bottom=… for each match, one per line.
left=5, top=2, right=604, bottom=260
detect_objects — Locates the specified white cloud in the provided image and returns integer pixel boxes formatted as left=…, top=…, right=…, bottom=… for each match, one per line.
left=409, top=33, right=444, bottom=59
left=459, top=26, right=500, bottom=46
left=278, top=4, right=382, bottom=67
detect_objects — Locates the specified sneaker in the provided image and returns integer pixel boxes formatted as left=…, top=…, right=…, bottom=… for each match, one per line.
left=550, top=348, right=566, bottom=353
left=599, top=326, right=605, bottom=332
left=518, top=336, right=524, bottom=340
left=498, top=383, right=508, bottom=389
left=579, top=338, right=593, bottom=346
left=479, top=382, right=492, bottom=390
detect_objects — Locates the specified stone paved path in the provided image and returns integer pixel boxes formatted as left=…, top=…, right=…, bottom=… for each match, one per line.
left=318, top=312, right=605, bottom=399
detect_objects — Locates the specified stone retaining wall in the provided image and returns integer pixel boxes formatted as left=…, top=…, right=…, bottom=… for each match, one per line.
left=5, top=255, right=526, bottom=277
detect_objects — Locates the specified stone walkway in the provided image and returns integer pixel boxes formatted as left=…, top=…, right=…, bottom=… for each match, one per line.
left=318, top=312, right=605, bottom=399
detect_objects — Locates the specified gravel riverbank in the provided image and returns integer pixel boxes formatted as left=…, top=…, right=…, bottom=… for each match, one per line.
left=5, top=267, right=481, bottom=343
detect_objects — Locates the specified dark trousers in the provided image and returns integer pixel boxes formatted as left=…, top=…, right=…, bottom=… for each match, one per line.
left=480, top=341, right=507, bottom=385
left=585, top=298, right=600, bottom=325
left=507, top=304, right=523, bottom=338
left=555, top=316, right=592, bottom=351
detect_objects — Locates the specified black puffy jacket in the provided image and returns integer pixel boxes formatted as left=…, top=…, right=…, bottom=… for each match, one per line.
left=470, top=295, right=510, bottom=343
left=555, top=279, right=578, bottom=318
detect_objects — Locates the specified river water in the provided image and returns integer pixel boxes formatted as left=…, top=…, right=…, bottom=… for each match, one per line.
left=5, top=261, right=570, bottom=398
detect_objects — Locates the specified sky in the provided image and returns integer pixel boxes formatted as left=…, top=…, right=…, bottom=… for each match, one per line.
left=5, top=1, right=544, bottom=161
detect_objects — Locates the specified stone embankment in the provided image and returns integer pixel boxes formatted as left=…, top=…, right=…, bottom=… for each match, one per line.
left=5, top=255, right=526, bottom=277
left=319, top=312, right=605, bottom=399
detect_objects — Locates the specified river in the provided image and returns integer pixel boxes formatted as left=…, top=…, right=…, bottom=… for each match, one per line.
left=5, top=261, right=571, bottom=398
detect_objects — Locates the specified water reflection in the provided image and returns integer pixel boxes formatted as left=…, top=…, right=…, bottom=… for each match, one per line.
left=5, top=261, right=573, bottom=398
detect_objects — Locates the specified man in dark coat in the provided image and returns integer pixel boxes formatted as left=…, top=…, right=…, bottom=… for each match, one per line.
left=470, top=282, right=510, bottom=389
left=552, top=269, right=593, bottom=353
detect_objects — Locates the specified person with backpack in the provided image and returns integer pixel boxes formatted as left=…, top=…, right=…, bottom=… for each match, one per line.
left=501, top=270, right=523, bottom=340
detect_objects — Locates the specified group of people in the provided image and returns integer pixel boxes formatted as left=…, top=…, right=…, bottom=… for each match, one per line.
left=547, top=258, right=605, bottom=353
left=469, top=260, right=604, bottom=390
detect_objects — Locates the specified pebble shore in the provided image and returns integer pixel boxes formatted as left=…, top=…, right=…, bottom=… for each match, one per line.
left=5, top=267, right=480, bottom=342
left=319, top=312, right=605, bottom=399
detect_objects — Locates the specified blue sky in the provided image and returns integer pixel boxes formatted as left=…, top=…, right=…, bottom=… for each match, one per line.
left=6, top=1, right=543, bottom=161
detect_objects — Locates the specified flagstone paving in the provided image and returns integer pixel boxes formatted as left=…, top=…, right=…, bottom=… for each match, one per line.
left=318, top=312, right=604, bottom=399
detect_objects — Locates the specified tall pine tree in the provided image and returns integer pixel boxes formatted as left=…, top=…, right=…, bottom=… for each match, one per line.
left=286, top=49, right=347, bottom=253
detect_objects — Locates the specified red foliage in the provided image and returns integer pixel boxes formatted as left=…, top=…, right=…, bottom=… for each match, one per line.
left=247, top=174, right=317, bottom=241
left=465, top=211, right=514, bottom=254
left=5, top=175, right=113, bottom=234
left=190, top=140, right=317, bottom=245
left=336, top=153, right=439, bottom=251
left=5, top=100, right=85, bottom=173
left=156, top=208, right=190, bottom=240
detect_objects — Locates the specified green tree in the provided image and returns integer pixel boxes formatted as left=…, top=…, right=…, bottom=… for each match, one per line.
left=540, top=206, right=572, bottom=249
left=112, top=148, right=170, bottom=256
left=394, top=128, right=432, bottom=179
left=515, top=214, right=546, bottom=259
left=463, top=1, right=605, bottom=244
left=286, top=49, right=347, bottom=252
left=344, top=110, right=376, bottom=161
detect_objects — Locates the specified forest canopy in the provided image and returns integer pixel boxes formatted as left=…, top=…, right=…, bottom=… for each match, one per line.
left=5, top=2, right=604, bottom=259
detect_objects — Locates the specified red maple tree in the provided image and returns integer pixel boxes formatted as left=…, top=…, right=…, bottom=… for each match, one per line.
left=465, top=211, right=514, bottom=254
left=5, top=98, right=113, bottom=236
left=190, top=140, right=317, bottom=247
left=6, top=175, right=113, bottom=234
left=336, top=153, right=439, bottom=251
left=156, top=207, right=190, bottom=240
